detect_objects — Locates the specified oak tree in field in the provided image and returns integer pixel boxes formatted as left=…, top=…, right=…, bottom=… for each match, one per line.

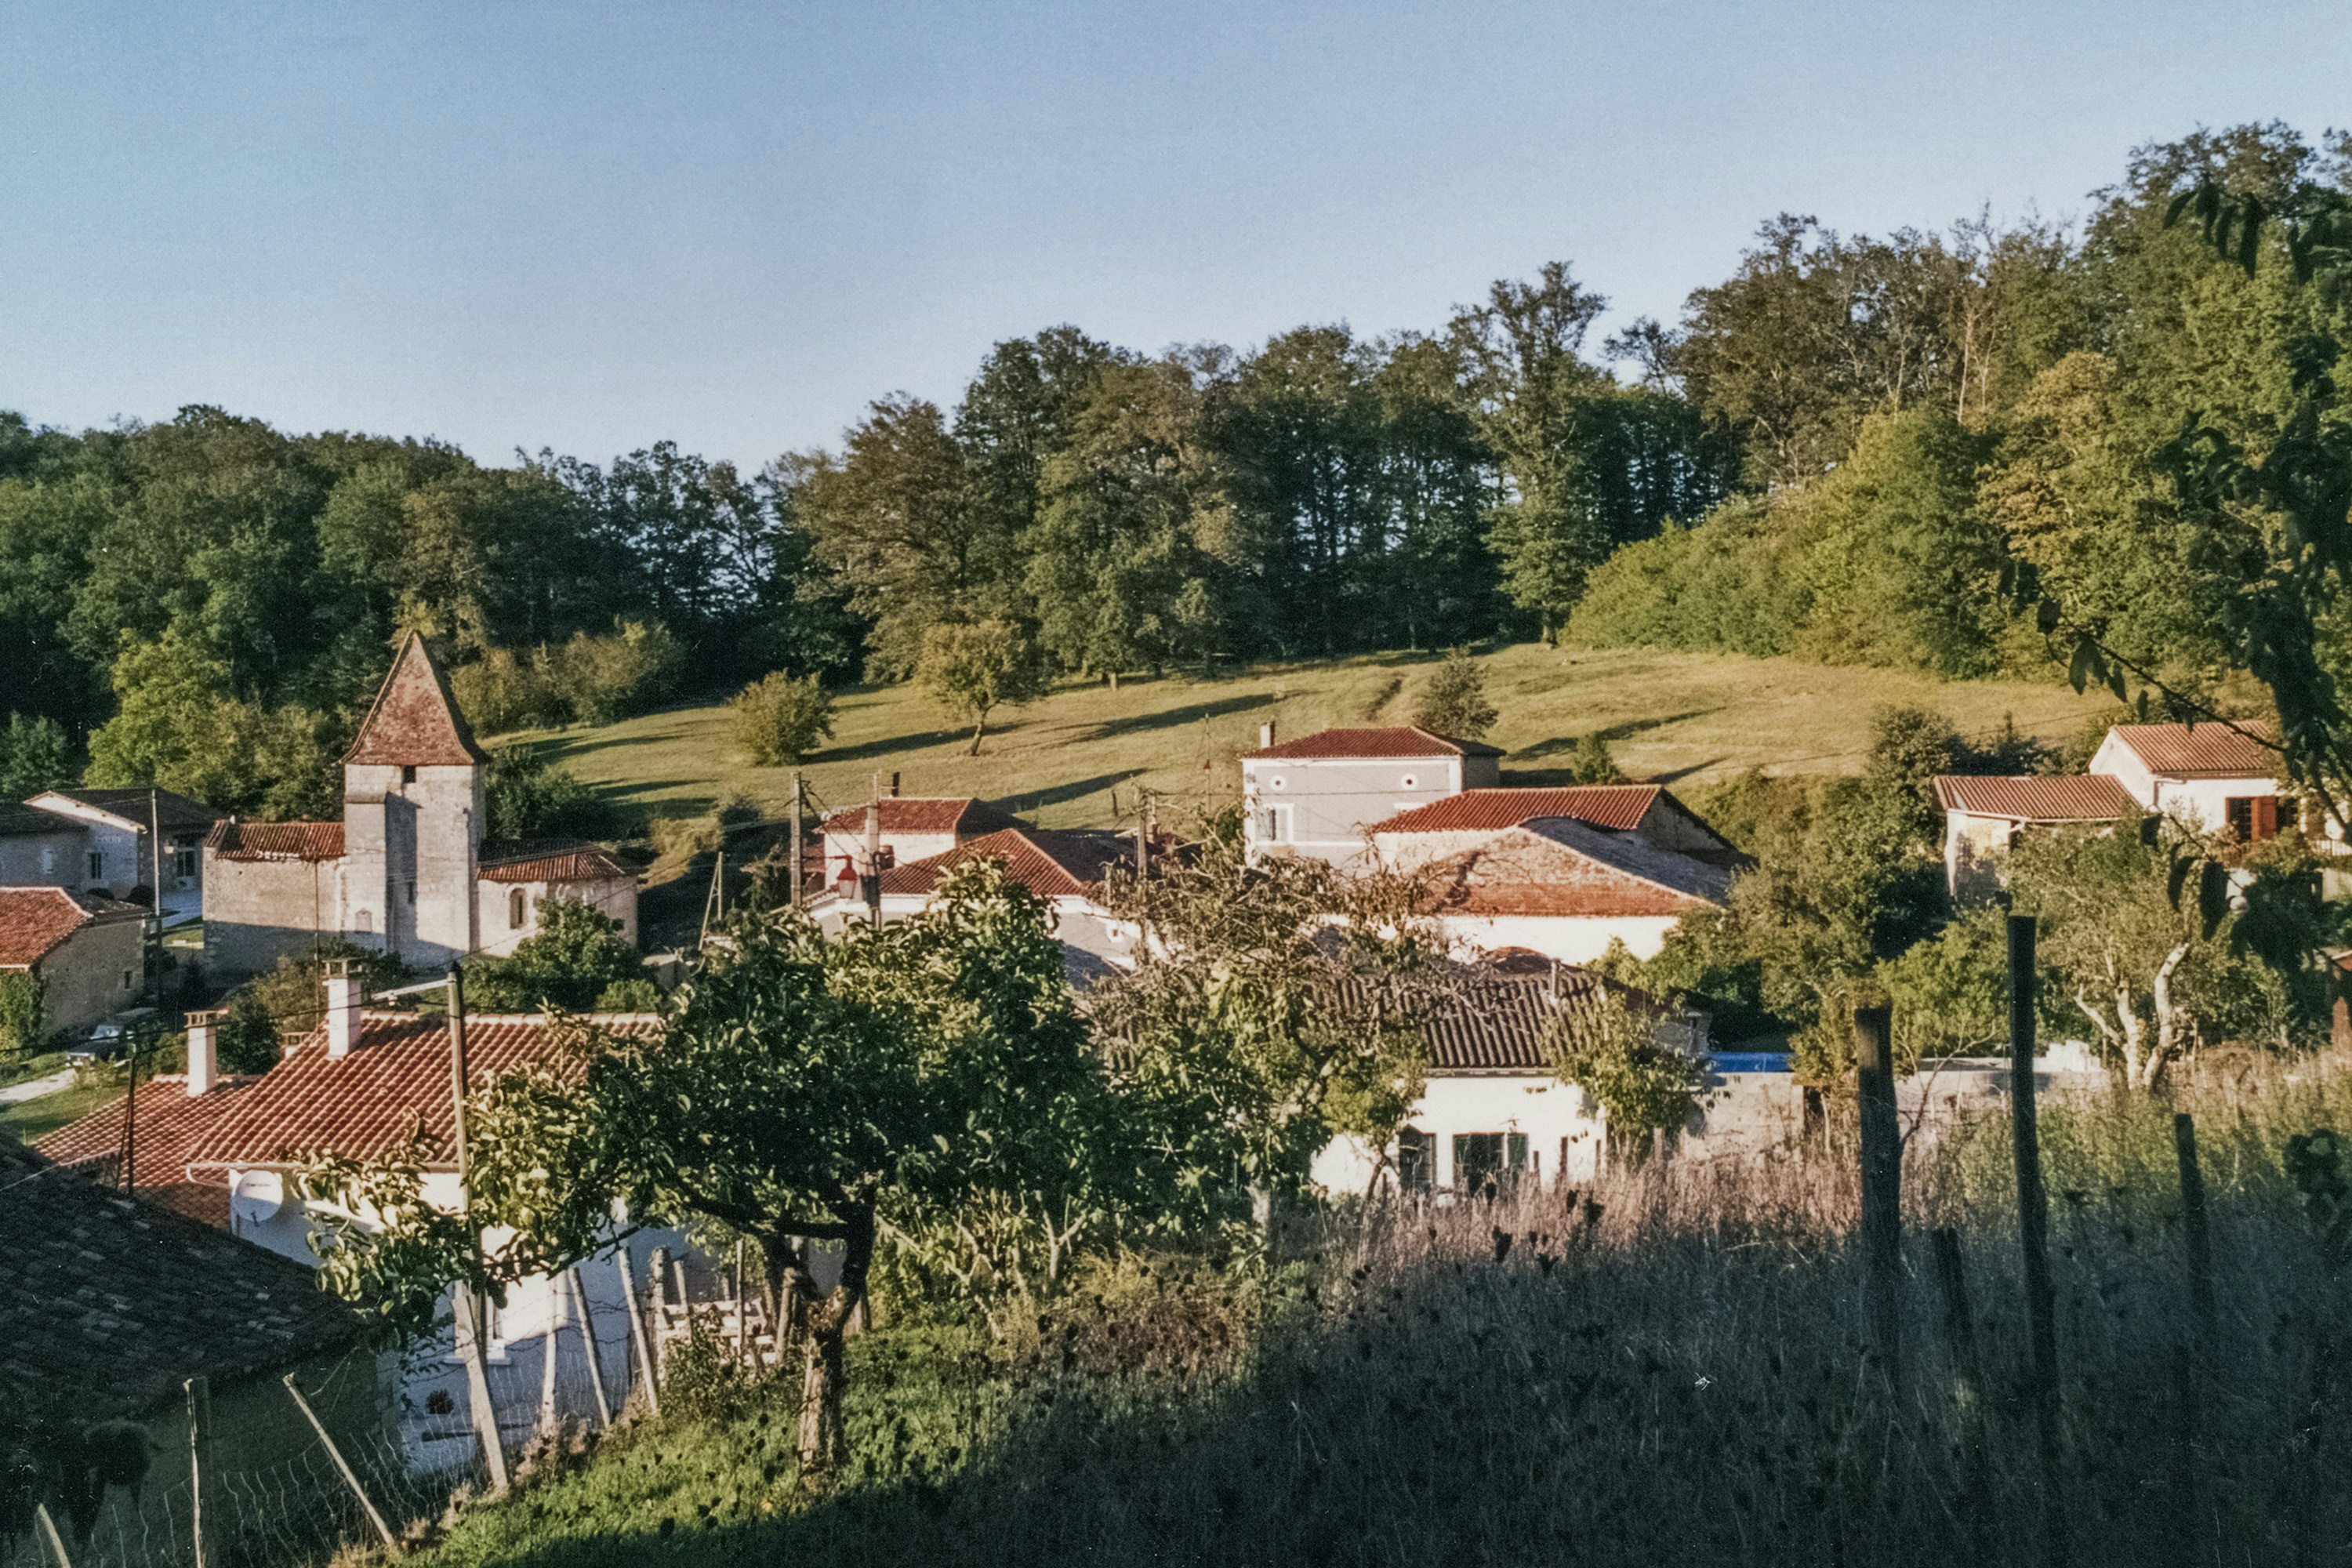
left=916, top=619, right=1047, bottom=755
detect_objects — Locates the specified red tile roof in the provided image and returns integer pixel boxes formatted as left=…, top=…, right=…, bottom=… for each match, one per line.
left=0, top=887, right=146, bottom=969
left=1370, top=786, right=1663, bottom=835
left=480, top=844, right=636, bottom=884
left=2105, top=721, right=2279, bottom=779
left=205, top=819, right=347, bottom=862
left=1245, top=726, right=1504, bottom=760
left=180, top=1010, right=661, bottom=1169
left=1420, top=818, right=1730, bottom=919
left=1933, top=774, right=2137, bottom=822
left=877, top=828, right=1130, bottom=899
left=1323, top=970, right=1630, bottom=1072
left=344, top=632, right=486, bottom=767
left=34, top=1077, right=260, bottom=1226
left=818, top=797, right=1022, bottom=837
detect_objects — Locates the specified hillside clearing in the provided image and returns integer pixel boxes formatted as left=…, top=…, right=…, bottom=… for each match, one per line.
left=524, top=643, right=2117, bottom=831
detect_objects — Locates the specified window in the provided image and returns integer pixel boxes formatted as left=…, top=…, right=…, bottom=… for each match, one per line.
left=401, top=764, right=417, bottom=786
left=1254, top=804, right=1294, bottom=844
left=38, top=846, right=53, bottom=875
left=176, top=847, right=198, bottom=880
left=1451, top=1131, right=1529, bottom=1195
left=2225, top=796, right=2280, bottom=843
left=510, top=887, right=528, bottom=930
left=353, top=909, right=374, bottom=934
left=405, top=880, right=417, bottom=906
left=87, top=851, right=103, bottom=880
left=1396, top=1127, right=1430, bottom=1192
left=121, top=969, right=133, bottom=991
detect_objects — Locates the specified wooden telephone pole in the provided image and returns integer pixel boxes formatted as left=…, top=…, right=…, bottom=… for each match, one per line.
left=788, top=771, right=805, bottom=909
left=445, top=966, right=510, bottom=1496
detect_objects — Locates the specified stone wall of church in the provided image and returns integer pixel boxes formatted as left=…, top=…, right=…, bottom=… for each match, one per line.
left=201, top=855, right=343, bottom=981
left=343, top=762, right=482, bottom=967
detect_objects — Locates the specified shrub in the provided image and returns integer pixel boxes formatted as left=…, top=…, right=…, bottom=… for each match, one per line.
left=451, top=648, right=563, bottom=734
left=1545, top=986, right=1704, bottom=1154
left=649, top=815, right=722, bottom=862
left=485, top=743, right=610, bottom=842
left=466, top=898, right=645, bottom=1014
left=549, top=620, right=682, bottom=726
left=731, top=673, right=836, bottom=766
left=0, top=972, right=47, bottom=1059
left=215, top=992, right=283, bottom=1075
left=1568, top=732, right=1623, bottom=783
left=1409, top=648, right=1497, bottom=739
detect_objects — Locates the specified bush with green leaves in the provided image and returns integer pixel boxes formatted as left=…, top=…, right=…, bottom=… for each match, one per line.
left=1568, top=732, right=1622, bottom=783
left=916, top=620, right=1047, bottom=756
left=731, top=672, right=836, bottom=766
left=465, top=897, right=648, bottom=1014
left=0, top=972, right=46, bottom=1059
left=485, top=742, right=610, bottom=842
left=549, top=619, right=681, bottom=725
left=1409, top=648, right=1497, bottom=739
left=1543, top=986, right=1704, bottom=1155
left=0, top=713, right=70, bottom=799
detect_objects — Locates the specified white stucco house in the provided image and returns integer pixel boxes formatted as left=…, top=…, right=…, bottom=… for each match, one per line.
left=37, top=975, right=673, bottom=1473
left=1368, top=784, right=1739, bottom=873
left=201, top=633, right=637, bottom=980
left=816, top=796, right=1020, bottom=899
left=1241, top=724, right=1504, bottom=863
left=1412, top=815, right=1732, bottom=964
left=1932, top=720, right=2295, bottom=900
left=807, top=825, right=1147, bottom=980
left=2089, top=721, right=2286, bottom=838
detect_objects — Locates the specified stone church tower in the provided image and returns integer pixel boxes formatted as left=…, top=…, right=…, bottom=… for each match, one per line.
left=340, top=633, right=485, bottom=966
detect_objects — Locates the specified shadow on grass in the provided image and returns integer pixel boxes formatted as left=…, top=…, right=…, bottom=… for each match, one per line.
left=1513, top=708, right=1721, bottom=758
left=819, top=728, right=983, bottom=764
left=993, top=770, right=1146, bottom=816
left=1077, top=692, right=1275, bottom=743
left=445, top=1154, right=2352, bottom=1568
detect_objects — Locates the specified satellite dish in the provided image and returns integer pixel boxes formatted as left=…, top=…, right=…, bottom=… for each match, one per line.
left=230, top=1168, right=284, bottom=1226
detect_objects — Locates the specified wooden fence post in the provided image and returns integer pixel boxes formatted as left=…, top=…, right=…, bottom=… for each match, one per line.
left=34, top=1502, right=74, bottom=1568
left=2173, top=1112, right=2217, bottom=1352
left=282, top=1373, right=401, bottom=1556
left=185, top=1374, right=213, bottom=1568
left=570, top=1265, right=615, bottom=1429
left=1930, top=1229, right=1993, bottom=1552
left=2008, top=913, right=2067, bottom=1566
left=620, top=1243, right=660, bottom=1414
left=1854, top=1003, right=1903, bottom=1393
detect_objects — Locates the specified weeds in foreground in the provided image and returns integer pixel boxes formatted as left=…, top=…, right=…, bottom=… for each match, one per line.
left=404, top=1055, right=2352, bottom=1566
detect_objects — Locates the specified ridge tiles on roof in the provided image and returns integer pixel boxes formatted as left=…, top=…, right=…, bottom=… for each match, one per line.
left=1372, top=785, right=1661, bottom=835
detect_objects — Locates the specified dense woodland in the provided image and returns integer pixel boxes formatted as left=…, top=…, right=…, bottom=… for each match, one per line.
left=2, top=122, right=2347, bottom=819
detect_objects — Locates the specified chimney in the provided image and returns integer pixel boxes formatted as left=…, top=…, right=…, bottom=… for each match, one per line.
left=185, top=1009, right=221, bottom=1096
left=324, top=960, right=361, bottom=1059
left=1259, top=721, right=1276, bottom=750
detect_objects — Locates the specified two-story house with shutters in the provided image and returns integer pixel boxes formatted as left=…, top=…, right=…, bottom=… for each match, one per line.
left=201, top=633, right=637, bottom=980
left=1240, top=724, right=1504, bottom=863
left=21, top=788, right=220, bottom=924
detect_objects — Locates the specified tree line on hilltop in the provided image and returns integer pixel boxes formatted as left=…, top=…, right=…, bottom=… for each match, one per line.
left=1, top=122, right=2345, bottom=818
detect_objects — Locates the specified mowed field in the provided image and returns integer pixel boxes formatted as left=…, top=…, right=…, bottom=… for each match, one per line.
left=525, top=642, right=2119, bottom=833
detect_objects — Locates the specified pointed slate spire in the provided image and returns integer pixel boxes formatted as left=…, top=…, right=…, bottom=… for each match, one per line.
left=343, top=633, right=485, bottom=767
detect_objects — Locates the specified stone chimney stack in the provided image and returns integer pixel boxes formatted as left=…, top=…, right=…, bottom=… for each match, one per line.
left=1259, top=721, right=1276, bottom=750
left=185, top=1009, right=221, bottom=1096
left=325, top=960, right=361, bottom=1059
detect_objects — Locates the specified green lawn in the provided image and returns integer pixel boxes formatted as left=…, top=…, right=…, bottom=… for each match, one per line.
left=524, top=642, right=2117, bottom=831
left=0, top=1070, right=122, bottom=1142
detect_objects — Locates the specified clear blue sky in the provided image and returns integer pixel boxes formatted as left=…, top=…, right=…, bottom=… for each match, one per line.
left=3, top=2, right=2347, bottom=470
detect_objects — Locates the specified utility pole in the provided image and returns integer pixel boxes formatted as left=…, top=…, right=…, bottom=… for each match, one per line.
left=444, top=965, right=510, bottom=1496
left=863, top=772, right=882, bottom=929
left=788, top=771, right=804, bottom=909
left=118, top=1025, right=141, bottom=1197
left=149, top=788, right=165, bottom=1005
left=1134, top=787, right=1152, bottom=877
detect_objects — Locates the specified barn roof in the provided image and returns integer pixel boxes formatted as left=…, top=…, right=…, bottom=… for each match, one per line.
left=0, top=1138, right=358, bottom=1418
left=0, top=887, right=147, bottom=970
left=1932, top=774, right=2137, bottom=822
left=205, top=819, right=347, bottom=862
left=1245, top=726, right=1504, bottom=760
left=178, top=1010, right=661, bottom=1170
left=344, top=633, right=485, bottom=768
left=818, top=797, right=1022, bottom=837
left=26, top=788, right=220, bottom=836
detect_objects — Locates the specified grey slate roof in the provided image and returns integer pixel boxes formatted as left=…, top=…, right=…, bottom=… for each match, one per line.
left=0, top=1138, right=359, bottom=1418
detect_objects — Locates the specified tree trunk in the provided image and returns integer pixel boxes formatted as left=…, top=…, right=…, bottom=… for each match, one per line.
left=967, top=714, right=988, bottom=757
left=795, top=1200, right=873, bottom=1491
left=1249, top=1185, right=1274, bottom=1248
left=2146, top=942, right=2192, bottom=1093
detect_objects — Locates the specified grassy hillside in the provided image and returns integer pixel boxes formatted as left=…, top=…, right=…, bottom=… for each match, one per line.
left=526, top=643, right=2117, bottom=832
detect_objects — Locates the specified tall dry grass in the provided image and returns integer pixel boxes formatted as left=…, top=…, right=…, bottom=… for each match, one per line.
left=409, top=1055, right=2352, bottom=1567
